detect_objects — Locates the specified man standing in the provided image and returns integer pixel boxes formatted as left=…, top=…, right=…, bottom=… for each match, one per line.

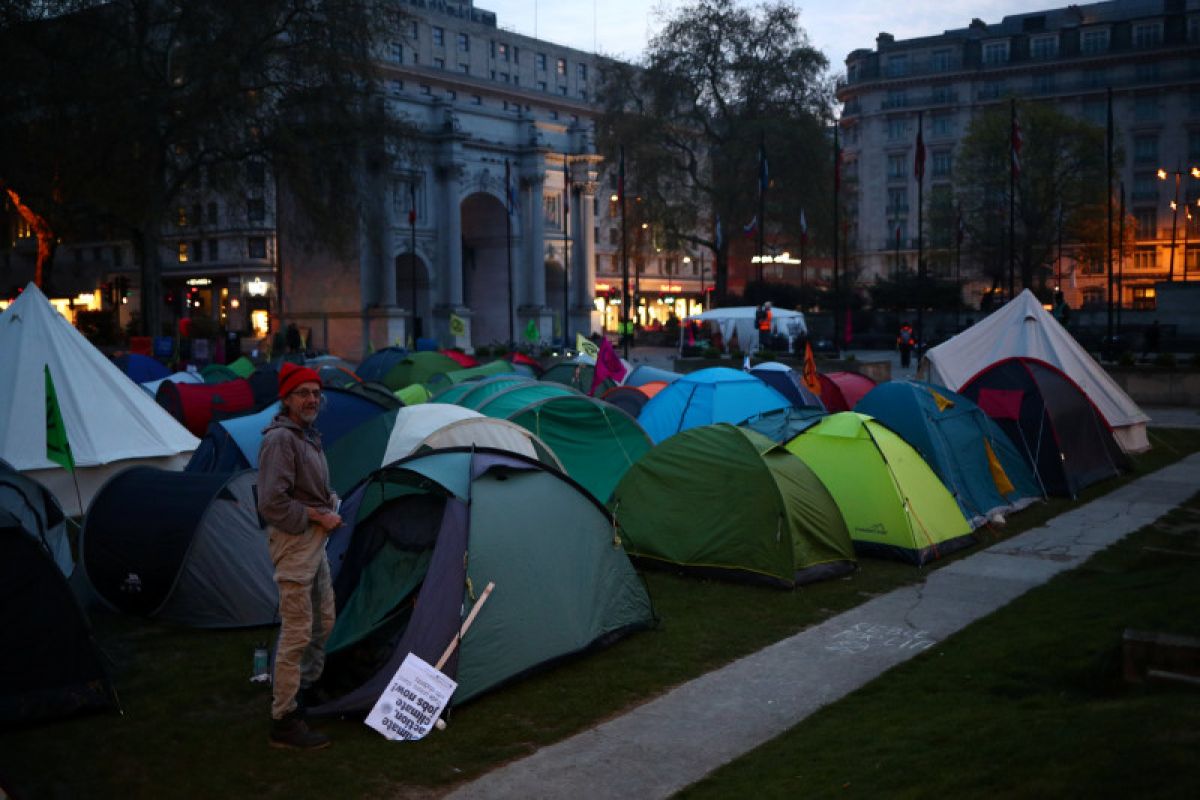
left=258, top=362, right=341, bottom=749
left=897, top=322, right=915, bottom=369
left=755, top=300, right=773, bottom=351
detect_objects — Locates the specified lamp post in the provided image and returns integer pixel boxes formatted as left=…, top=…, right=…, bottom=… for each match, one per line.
left=1158, top=166, right=1200, bottom=282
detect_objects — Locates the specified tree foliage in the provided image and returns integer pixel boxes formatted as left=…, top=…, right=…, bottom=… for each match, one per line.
left=955, top=101, right=1107, bottom=293
left=0, top=0, right=410, bottom=334
left=595, top=0, right=834, bottom=305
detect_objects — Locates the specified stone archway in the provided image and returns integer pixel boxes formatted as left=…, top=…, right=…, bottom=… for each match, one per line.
left=461, top=192, right=512, bottom=346
left=544, top=259, right=569, bottom=342
left=394, top=253, right=431, bottom=341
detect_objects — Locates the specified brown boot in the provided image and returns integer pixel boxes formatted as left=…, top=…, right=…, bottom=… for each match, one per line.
left=269, top=711, right=331, bottom=750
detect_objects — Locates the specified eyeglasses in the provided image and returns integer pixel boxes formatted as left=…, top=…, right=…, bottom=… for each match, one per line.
left=289, top=388, right=322, bottom=400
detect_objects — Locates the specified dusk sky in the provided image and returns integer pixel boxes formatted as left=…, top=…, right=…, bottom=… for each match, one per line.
left=483, top=0, right=1047, bottom=72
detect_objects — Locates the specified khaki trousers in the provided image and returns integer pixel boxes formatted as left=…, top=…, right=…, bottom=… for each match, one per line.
left=267, top=524, right=336, bottom=720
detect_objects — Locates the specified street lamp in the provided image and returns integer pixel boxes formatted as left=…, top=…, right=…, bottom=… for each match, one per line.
left=1158, top=166, right=1200, bottom=281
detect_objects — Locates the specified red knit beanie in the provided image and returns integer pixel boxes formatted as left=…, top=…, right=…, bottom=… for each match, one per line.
left=278, top=362, right=321, bottom=399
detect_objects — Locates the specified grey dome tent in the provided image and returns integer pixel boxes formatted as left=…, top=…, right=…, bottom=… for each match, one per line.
left=310, top=447, right=654, bottom=715
left=1, top=506, right=117, bottom=724
left=1, top=459, right=72, bottom=578
left=82, top=468, right=278, bottom=628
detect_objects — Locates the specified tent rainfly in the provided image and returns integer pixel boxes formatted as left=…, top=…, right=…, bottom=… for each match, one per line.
left=637, top=367, right=792, bottom=445
left=682, top=306, right=807, bottom=353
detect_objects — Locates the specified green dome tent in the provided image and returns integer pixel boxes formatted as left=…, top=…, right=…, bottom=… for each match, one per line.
left=310, top=448, right=654, bottom=714
left=612, top=424, right=855, bottom=587
left=431, top=373, right=537, bottom=407
left=425, top=359, right=515, bottom=392
left=380, top=351, right=462, bottom=391
left=470, top=384, right=651, bottom=502
left=786, top=412, right=974, bottom=565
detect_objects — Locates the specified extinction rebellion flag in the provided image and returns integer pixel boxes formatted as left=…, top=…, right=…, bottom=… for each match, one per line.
left=44, top=365, right=74, bottom=472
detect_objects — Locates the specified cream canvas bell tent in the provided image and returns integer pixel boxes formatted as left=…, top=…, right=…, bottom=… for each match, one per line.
left=0, top=284, right=198, bottom=514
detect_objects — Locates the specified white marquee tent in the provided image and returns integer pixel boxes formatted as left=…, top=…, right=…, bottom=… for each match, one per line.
left=0, top=284, right=199, bottom=514
left=921, top=289, right=1149, bottom=453
left=682, top=306, right=807, bottom=352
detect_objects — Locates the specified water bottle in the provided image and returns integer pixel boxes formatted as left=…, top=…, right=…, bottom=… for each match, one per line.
left=251, top=643, right=270, bottom=683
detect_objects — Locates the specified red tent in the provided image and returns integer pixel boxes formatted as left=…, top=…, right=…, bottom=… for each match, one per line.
left=505, top=352, right=544, bottom=375
left=819, top=371, right=876, bottom=412
left=440, top=349, right=480, bottom=368
left=155, top=379, right=257, bottom=437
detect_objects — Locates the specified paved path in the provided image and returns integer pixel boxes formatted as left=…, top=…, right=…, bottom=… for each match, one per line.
left=445, top=454, right=1200, bottom=800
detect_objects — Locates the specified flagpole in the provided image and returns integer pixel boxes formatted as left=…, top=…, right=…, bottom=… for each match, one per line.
left=506, top=159, right=515, bottom=347
left=1009, top=98, right=1016, bottom=299
left=1117, top=180, right=1125, bottom=336
left=915, top=110, right=925, bottom=359
left=410, top=180, right=419, bottom=342
left=832, top=125, right=841, bottom=353
left=563, top=156, right=571, bottom=348
left=955, top=204, right=962, bottom=331
left=1105, top=87, right=1114, bottom=353
left=620, top=145, right=630, bottom=360
left=758, top=131, right=766, bottom=285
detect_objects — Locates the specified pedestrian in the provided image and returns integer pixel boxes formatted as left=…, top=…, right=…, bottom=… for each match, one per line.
left=257, top=362, right=341, bottom=750
left=897, top=322, right=915, bottom=369
left=285, top=322, right=303, bottom=354
left=1143, top=319, right=1160, bottom=359
left=754, top=300, right=772, bottom=351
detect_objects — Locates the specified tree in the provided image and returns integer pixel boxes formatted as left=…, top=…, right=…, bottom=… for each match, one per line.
left=0, top=0, right=409, bottom=336
left=595, top=0, right=834, bottom=306
left=955, top=101, right=1108, bottom=294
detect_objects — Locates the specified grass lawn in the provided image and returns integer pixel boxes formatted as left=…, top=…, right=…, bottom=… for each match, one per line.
left=678, top=493, right=1200, bottom=800
left=2, top=428, right=1198, bottom=799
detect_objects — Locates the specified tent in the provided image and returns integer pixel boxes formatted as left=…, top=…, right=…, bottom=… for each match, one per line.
left=922, top=289, right=1150, bottom=453
left=113, top=352, right=169, bottom=383
left=309, top=448, right=654, bottom=714
left=0, top=284, right=198, bottom=515
left=318, top=364, right=362, bottom=388
left=504, top=351, right=543, bottom=377
left=1, top=460, right=72, bottom=577
left=1, top=507, right=118, bottom=724
left=855, top=380, right=1041, bottom=527
left=683, top=306, right=807, bottom=352
left=226, top=356, right=257, bottom=378
left=468, top=384, right=652, bottom=502
left=439, top=349, right=479, bottom=368
left=740, top=406, right=826, bottom=444
left=156, top=377, right=258, bottom=437
left=201, top=363, right=240, bottom=384
left=612, top=424, right=855, bottom=587
left=637, top=367, right=792, bottom=444
left=786, top=413, right=974, bottom=565
left=623, top=364, right=682, bottom=387
left=749, top=362, right=825, bottom=409
left=424, top=359, right=515, bottom=392
left=600, top=384, right=659, bottom=418
left=81, top=468, right=277, bottom=628
left=379, top=405, right=563, bottom=471
left=433, top=374, right=538, bottom=407
left=381, top=351, right=463, bottom=390
left=185, top=386, right=394, bottom=473
left=818, top=371, right=876, bottom=412
left=140, top=369, right=204, bottom=396
left=959, top=357, right=1129, bottom=498
left=355, top=346, right=408, bottom=383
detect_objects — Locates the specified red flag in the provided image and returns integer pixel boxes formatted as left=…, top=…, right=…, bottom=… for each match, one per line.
left=914, top=124, right=926, bottom=182
left=802, top=341, right=820, bottom=395
left=590, top=336, right=627, bottom=396
left=1011, top=113, right=1023, bottom=179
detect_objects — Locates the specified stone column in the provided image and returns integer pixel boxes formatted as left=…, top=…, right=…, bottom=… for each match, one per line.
left=523, top=171, right=547, bottom=308
left=378, top=184, right=397, bottom=307
left=576, top=181, right=597, bottom=312
left=439, top=162, right=464, bottom=307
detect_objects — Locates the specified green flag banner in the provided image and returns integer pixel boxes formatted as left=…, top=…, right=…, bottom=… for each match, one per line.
left=449, top=313, right=466, bottom=337
left=44, top=365, right=75, bottom=473
left=575, top=332, right=599, bottom=358
left=524, top=318, right=539, bottom=343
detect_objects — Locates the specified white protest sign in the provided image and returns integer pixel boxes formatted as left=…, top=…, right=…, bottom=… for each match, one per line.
left=364, top=652, right=457, bottom=741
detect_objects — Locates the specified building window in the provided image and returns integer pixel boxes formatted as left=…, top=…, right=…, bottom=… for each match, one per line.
left=536, top=52, right=547, bottom=71
left=207, top=239, right=219, bottom=261
left=433, top=57, right=444, bottom=69
left=390, top=41, right=403, bottom=62
left=390, top=79, right=403, bottom=96
left=983, top=41, right=1009, bottom=65
left=1030, top=35, right=1058, bottom=59
left=930, top=48, right=952, bottom=71
left=886, top=154, right=906, bottom=179
left=1133, top=247, right=1157, bottom=269
left=419, top=84, right=431, bottom=95
left=1081, top=287, right=1105, bottom=308
left=458, top=64, right=470, bottom=74
left=1132, top=22, right=1163, bottom=48
left=931, top=85, right=953, bottom=104
left=1082, top=98, right=1106, bottom=125
left=1134, top=93, right=1158, bottom=122
left=537, top=80, right=547, bottom=91
left=577, top=63, right=587, bottom=81
left=247, top=197, right=265, bottom=223
left=886, top=187, right=908, bottom=216
left=206, top=202, right=218, bottom=225
left=471, top=95, right=481, bottom=105
left=512, top=46, right=520, bottom=65
left=494, top=41, right=508, bottom=61
left=1084, top=68, right=1108, bottom=89
left=579, top=89, right=588, bottom=101
left=191, top=240, right=203, bottom=263
left=558, top=85, right=568, bottom=96
left=248, top=237, right=267, bottom=259
left=1132, top=172, right=1158, bottom=202
left=513, top=75, right=520, bottom=87
left=1081, top=28, right=1109, bottom=54
left=446, top=89, right=456, bottom=100
left=886, top=54, right=908, bottom=77
left=931, top=113, right=953, bottom=136
left=979, top=81, right=1005, bottom=100
left=178, top=242, right=189, bottom=262
left=1190, top=130, right=1200, bottom=161
left=112, top=246, right=123, bottom=267
left=886, top=118, right=907, bottom=141
left=408, top=20, right=418, bottom=39
left=247, top=161, right=265, bottom=186
left=886, top=89, right=907, bottom=109
left=932, top=150, right=952, bottom=177
left=1133, top=135, right=1158, bottom=164
left=1134, top=209, right=1158, bottom=239
left=1136, top=62, right=1161, bottom=83
left=457, top=32, right=469, bottom=52
left=556, top=57, right=567, bottom=76
left=1033, top=74, right=1055, bottom=94
left=432, top=26, right=444, bottom=47
left=177, top=207, right=189, bottom=227
left=1132, top=286, right=1157, bottom=310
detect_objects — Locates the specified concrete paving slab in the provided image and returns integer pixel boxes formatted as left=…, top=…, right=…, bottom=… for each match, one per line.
left=444, top=454, right=1200, bottom=800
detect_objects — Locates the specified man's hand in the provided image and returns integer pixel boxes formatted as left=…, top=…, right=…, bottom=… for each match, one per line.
left=307, top=507, right=342, bottom=532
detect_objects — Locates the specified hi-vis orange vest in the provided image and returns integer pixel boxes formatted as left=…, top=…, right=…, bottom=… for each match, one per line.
left=757, top=309, right=772, bottom=331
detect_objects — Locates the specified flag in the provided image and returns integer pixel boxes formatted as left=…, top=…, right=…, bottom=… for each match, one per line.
left=44, top=365, right=74, bottom=473
left=449, top=313, right=466, bottom=336
left=1011, top=107, right=1023, bottom=179
left=562, top=157, right=570, bottom=215
left=575, top=331, right=599, bottom=358
left=408, top=181, right=417, bottom=225
left=758, top=140, right=769, bottom=196
left=802, top=341, right=821, bottom=395
left=589, top=336, right=627, bottom=396
left=743, top=216, right=758, bottom=238
left=799, top=209, right=808, bottom=244
left=617, top=145, right=625, bottom=204
left=523, top=318, right=539, bottom=343
left=505, top=160, right=517, bottom=217
left=714, top=215, right=724, bottom=251
left=914, top=122, right=926, bottom=182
